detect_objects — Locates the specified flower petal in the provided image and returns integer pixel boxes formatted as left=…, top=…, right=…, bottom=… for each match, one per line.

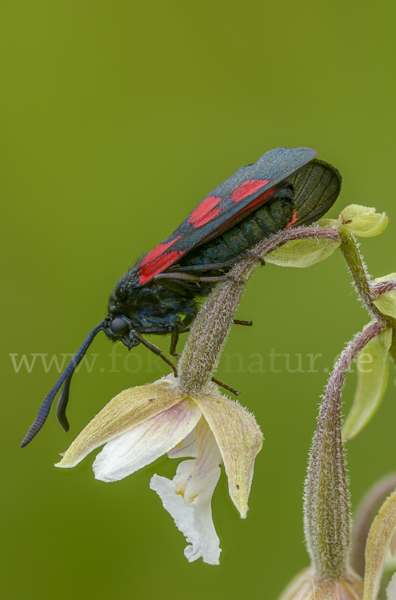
left=150, top=418, right=222, bottom=565
left=168, top=427, right=199, bottom=459
left=387, top=573, right=396, bottom=600
left=340, top=204, right=388, bottom=237
left=192, top=393, right=263, bottom=518
left=364, top=489, right=396, bottom=600
left=342, top=327, right=392, bottom=442
left=93, top=399, right=202, bottom=482
left=56, top=375, right=184, bottom=469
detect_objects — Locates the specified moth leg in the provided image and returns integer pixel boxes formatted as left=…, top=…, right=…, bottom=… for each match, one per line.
left=168, top=252, right=265, bottom=274
left=211, top=376, right=240, bottom=396
left=169, top=324, right=192, bottom=358
left=132, top=331, right=178, bottom=377
left=233, top=319, right=253, bottom=326
left=153, top=272, right=246, bottom=284
left=182, top=314, right=194, bottom=328
left=169, top=260, right=240, bottom=273
left=242, top=251, right=266, bottom=266
left=151, top=276, right=193, bottom=295
left=170, top=330, right=181, bottom=358
left=136, top=326, right=176, bottom=335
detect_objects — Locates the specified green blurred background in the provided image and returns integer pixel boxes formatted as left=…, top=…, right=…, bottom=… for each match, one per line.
left=2, top=1, right=396, bottom=598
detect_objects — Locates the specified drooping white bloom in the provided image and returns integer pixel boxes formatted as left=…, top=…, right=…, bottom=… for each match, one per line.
left=56, top=375, right=263, bottom=565
left=151, top=418, right=222, bottom=564
left=388, top=573, right=396, bottom=600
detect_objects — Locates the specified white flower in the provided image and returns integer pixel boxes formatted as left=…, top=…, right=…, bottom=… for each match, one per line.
left=56, top=375, right=263, bottom=565
left=388, top=573, right=396, bottom=600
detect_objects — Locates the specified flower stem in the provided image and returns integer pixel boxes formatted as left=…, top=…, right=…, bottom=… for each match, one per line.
left=304, top=321, right=385, bottom=581
left=338, top=225, right=374, bottom=315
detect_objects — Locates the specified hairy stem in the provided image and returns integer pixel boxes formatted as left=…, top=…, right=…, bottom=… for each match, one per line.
left=304, top=321, right=385, bottom=581
left=339, top=225, right=374, bottom=315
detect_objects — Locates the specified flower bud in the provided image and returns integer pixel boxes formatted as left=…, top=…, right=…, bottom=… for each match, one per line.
left=278, top=568, right=363, bottom=600
left=340, top=204, right=388, bottom=237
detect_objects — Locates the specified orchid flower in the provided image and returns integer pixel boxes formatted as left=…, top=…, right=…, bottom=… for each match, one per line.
left=56, top=374, right=262, bottom=564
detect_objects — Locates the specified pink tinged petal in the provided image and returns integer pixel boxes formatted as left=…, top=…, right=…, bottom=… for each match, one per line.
left=56, top=376, right=183, bottom=469
left=93, top=399, right=202, bottom=482
left=183, top=417, right=222, bottom=504
left=168, top=427, right=199, bottom=459
left=192, top=394, right=263, bottom=518
left=150, top=418, right=222, bottom=565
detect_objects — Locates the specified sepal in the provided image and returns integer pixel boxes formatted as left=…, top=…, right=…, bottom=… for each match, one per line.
left=191, top=393, right=263, bottom=518
left=56, top=375, right=183, bottom=469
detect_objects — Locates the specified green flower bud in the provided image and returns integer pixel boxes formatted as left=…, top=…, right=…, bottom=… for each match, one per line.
left=340, top=204, right=388, bottom=237
left=372, top=274, right=396, bottom=319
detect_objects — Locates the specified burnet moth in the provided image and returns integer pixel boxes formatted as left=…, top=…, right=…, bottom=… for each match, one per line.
left=21, top=147, right=341, bottom=447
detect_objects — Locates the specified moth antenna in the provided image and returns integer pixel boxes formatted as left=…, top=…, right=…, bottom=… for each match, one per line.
left=56, top=370, right=73, bottom=432
left=20, top=323, right=105, bottom=448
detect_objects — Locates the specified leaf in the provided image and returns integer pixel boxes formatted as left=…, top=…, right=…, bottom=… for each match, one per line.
left=373, top=274, right=396, bottom=320
left=265, top=237, right=340, bottom=268
left=363, top=490, right=396, bottom=600
left=342, top=328, right=392, bottom=442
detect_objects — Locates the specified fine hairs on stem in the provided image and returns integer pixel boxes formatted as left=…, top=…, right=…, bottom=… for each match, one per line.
left=304, top=322, right=384, bottom=581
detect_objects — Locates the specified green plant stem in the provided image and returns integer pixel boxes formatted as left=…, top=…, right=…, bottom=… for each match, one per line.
left=304, top=321, right=385, bottom=581
left=339, top=225, right=375, bottom=315
left=339, top=226, right=396, bottom=329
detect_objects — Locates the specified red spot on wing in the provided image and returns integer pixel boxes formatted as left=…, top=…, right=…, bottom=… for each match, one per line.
left=141, top=236, right=182, bottom=267
left=232, top=179, right=269, bottom=202
left=139, top=249, right=188, bottom=285
left=285, top=209, right=298, bottom=229
left=188, top=196, right=222, bottom=228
